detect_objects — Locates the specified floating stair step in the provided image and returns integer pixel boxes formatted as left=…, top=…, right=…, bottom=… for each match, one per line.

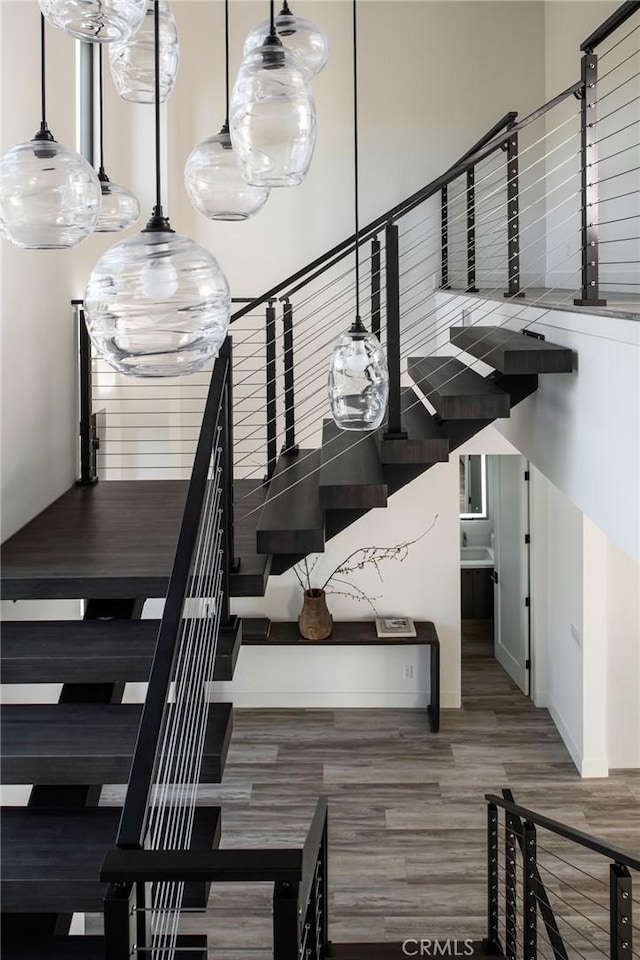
left=1, top=618, right=240, bottom=684
left=439, top=372, right=539, bottom=453
left=408, top=355, right=510, bottom=420
left=1, top=935, right=208, bottom=960
left=379, top=388, right=449, bottom=464
left=1, top=806, right=220, bottom=914
left=450, top=325, right=573, bottom=375
left=256, top=449, right=324, bottom=555
left=319, top=420, right=387, bottom=510
left=1, top=701, right=233, bottom=785
left=1, top=479, right=270, bottom=601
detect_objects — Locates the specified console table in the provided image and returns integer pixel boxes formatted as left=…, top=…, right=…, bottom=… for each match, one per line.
left=241, top=619, right=440, bottom=733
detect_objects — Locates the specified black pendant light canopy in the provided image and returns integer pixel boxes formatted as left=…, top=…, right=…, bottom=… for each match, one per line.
left=243, top=0, right=330, bottom=77
left=85, top=0, right=231, bottom=379
left=327, top=0, right=389, bottom=431
left=0, top=14, right=100, bottom=248
left=184, top=0, right=269, bottom=221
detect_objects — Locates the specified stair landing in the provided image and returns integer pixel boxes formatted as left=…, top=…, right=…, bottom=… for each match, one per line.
left=1, top=479, right=269, bottom=600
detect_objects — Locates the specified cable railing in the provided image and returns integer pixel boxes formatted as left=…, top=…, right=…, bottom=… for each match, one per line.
left=102, top=796, right=330, bottom=960
left=486, top=791, right=640, bottom=960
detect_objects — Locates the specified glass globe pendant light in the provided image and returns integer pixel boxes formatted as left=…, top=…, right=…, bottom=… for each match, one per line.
left=243, top=0, right=329, bottom=78
left=84, top=0, right=230, bottom=378
left=184, top=0, right=269, bottom=221
left=0, top=15, right=101, bottom=249
left=109, top=0, right=179, bottom=103
left=328, top=0, right=388, bottom=432
left=230, top=0, right=316, bottom=188
left=39, top=0, right=147, bottom=43
left=95, top=47, right=140, bottom=232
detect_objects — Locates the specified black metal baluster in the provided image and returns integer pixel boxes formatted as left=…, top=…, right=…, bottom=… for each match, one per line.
left=371, top=237, right=381, bottom=339
left=574, top=50, right=606, bottom=306
left=74, top=301, right=99, bottom=486
left=487, top=802, right=501, bottom=954
left=103, top=882, right=136, bottom=960
left=505, top=812, right=518, bottom=960
left=504, top=123, right=525, bottom=298
left=265, top=300, right=277, bottom=481
left=610, top=863, right=633, bottom=960
left=273, top=880, right=300, bottom=960
left=384, top=221, right=406, bottom=439
left=281, top=299, right=298, bottom=456
left=441, top=186, right=449, bottom=290
left=466, top=168, right=478, bottom=293
left=522, top=820, right=537, bottom=960
left=319, top=812, right=328, bottom=959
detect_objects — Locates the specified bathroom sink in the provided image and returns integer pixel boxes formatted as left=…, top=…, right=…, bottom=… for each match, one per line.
left=460, top=545, right=494, bottom=567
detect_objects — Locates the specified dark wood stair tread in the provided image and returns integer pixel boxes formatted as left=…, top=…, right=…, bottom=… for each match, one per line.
left=1, top=618, right=240, bottom=684
left=1, top=935, right=208, bottom=960
left=1, top=806, right=220, bottom=914
left=1, top=702, right=232, bottom=785
left=1, top=479, right=269, bottom=601
left=379, top=388, right=449, bottom=464
left=408, top=355, right=510, bottom=420
left=319, top=420, right=387, bottom=509
left=256, top=449, right=324, bottom=555
left=450, top=325, right=573, bottom=374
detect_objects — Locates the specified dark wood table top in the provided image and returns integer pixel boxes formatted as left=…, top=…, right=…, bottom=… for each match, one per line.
left=242, top=620, right=439, bottom=646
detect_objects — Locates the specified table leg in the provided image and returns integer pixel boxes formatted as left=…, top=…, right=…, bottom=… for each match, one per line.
left=427, top=642, right=440, bottom=733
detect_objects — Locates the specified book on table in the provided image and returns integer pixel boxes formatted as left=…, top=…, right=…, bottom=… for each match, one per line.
left=375, top=617, right=416, bottom=638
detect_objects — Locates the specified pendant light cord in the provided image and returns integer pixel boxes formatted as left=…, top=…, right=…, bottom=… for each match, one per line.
left=154, top=0, right=162, bottom=211
left=98, top=45, right=106, bottom=178
left=270, top=0, right=276, bottom=36
left=35, top=13, right=54, bottom=140
left=353, top=0, right=362, bottom=325
left=224, top=0, right=230, bottom=124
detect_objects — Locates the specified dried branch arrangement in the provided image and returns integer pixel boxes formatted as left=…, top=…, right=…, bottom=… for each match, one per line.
left=293, top=514, right=439, bottom=615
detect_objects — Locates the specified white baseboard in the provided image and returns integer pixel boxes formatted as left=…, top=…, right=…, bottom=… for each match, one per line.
left=209, top=691, right=429, bottom=708
left=546, top=700, right=609, bottom=778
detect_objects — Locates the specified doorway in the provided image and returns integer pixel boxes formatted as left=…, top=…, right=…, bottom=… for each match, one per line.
left=460, top=453, right=531, bottom=696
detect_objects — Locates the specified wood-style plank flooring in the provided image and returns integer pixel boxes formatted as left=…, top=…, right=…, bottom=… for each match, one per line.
left=99, top=621, right=640, bottom=954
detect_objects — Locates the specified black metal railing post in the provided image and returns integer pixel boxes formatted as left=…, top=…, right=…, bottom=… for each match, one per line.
left=523, top=820, right=537, bottom=960
left=441, top=186, right=449, bottom=290
left=74, top=301, right=99, bottom=486
left=466, top=167, right=478, bottom=293
left=281, top=299, right=298, bottom=456
left=265, top=300, right=278, bottom=481
left=610, top=863, right=633, bottom=960
left=505, top=812, right=518, bottom=960
left=574, top=51, right=606, bottom=306
left=319, top=810, right=328, bottom=958
left=103, top=883, right=136, bottom=960
left=384, top=221, right=406, bottom=439
left=273, top=880, right=300, bottom=960
left=219, top=339, right=238, bottom=623
left=504, top=123, right=525, bottom=298
left=371, top=237, right=381, bottom=340
left=487, top=802, right=500, bottom=953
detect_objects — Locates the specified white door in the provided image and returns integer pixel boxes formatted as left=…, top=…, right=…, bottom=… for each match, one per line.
left=493, top=455, right=530, bottom=694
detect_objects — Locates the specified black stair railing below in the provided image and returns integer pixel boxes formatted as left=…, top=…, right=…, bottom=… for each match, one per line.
left=486, top=793, right=640, bottom=960
left=102, top=339, right=238, bottom=958
left=101, top=796, right=330, bottom=960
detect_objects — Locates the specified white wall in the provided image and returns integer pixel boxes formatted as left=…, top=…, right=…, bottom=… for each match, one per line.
left=606, top=535, right=640, bottom=769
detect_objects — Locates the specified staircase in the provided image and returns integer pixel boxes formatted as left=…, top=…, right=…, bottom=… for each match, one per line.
left=2, top=0, right=638, bottom=950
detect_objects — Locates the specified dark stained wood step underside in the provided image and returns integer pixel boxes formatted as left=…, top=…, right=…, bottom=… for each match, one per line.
left=408, top=355, right=510, bottom=420
left=450, top=325, right=573, bottom=375
left=1, top=702, right=232, bottom=785
left=1, top=936, right=208, bottom=960
left=1, top=618, right=241, bottom=684
left=256, top=449, right=324, bottom=555
left=319, top=420, right=387, bottom=510
left=1, top=479, right=269, bottom=601
left=378, top=388, right=449, bottom=464
left=1, top=806, right=220, bottom=914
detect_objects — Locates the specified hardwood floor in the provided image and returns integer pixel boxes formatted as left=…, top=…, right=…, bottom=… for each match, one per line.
left=100, top=620, right=640, bottom=953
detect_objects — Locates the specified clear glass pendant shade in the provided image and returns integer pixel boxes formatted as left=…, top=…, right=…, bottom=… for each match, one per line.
left=84, top=229, right=231, bottom=377
left=244, top=7, right=329, bottom=78
left=39, top=0, right=147, bottom=43
left=328, top=327, right=389, bottom=431
left=0, top=137, right=101, bottom=249
left=96, top=179, right=141, bottom=232
left=109, top=0, right=179, bottom=102
left=184, top=126, right=270, bottom=221
left=230, top=40, right=316, bottom=187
